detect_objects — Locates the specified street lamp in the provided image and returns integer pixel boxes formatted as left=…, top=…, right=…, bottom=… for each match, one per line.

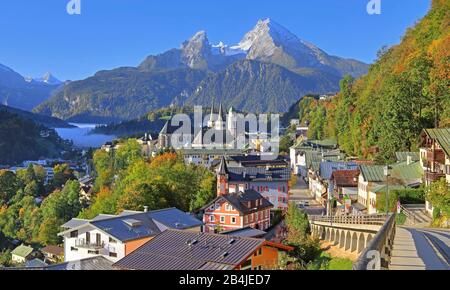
left=384, top=166, right=391, bottom=216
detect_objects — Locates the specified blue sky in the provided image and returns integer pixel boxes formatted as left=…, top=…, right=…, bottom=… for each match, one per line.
left=0, top=0, right=430, bottom=81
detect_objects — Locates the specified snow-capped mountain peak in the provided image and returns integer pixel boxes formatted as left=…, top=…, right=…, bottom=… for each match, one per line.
left=232, top=18, right=300, bottom=52
left=25, top=72, right=62, bottom=85
left=212, top=41, right=247, bottom=56
left=182, top=30, right=209, bottom=49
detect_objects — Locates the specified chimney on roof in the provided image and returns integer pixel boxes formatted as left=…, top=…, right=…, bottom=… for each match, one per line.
left=143, top=206, right=149, bottom=212
left=407, top=155, right=412, bottom=166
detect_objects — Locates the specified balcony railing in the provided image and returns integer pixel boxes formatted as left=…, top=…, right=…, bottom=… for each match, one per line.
left=75, top=239, right=105, bottom=249
left=425, top=171, right=445, bottom=182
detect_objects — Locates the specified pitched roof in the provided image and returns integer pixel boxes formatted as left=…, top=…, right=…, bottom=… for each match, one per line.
left=390, top=161, right=424, bottom=185
left=226, top=166, right=291, bottom=182
left=217, top=102, right=225, bottom=122
left=222, top=190, right=273, bottom=214
left=202, top=190, right=273, bottom=215
left=331, top=170, right=360, bottom=187
left=25, top=258, right=48, bottom=268
left=293, top=139, right=338, bottom=150
left=41, top=245, right=64, bottom=256
left=423, top=128, right=450, bottom=156
left=395, top=152, right=420, bottom=163
left=218, top=156, right=228, bottom=175
left=146, top=208, right=204, bottom=230
left=61, top=218, right=89, bottom=229
left=319, top=162, right=358, bottom=180
left=59, top=208, right=203, bottom=242
left=359, top=165, right=386, bottom=182
left=11, top=245, right=34, bottom=258
left=46, top=256, right=114, bottom=270
left=113, top=229, right=289, bottom=270
left=221, top=227, right=267, bottom=238
left=227, top=155, right=289, bottom=168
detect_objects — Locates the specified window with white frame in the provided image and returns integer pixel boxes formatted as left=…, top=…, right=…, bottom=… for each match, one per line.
left=225, top=203, right=230, bottom=211
left=209, top=215, right=215, bottom=222
left=220, top=216, right=225, bottom=224
left=231, top=217, right=237, bottom=224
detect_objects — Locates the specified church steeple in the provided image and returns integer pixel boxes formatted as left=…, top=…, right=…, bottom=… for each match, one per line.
left=215, top=101, right=225, bottom=130
left=207, top=99, right=215, bottom=128
left=217, top=156, right=229, bottom=196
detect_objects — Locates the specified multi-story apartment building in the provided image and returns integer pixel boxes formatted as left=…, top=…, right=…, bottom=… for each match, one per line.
left=357, top=165, right=386, bottom=214
left=201, top=157, right=274, bottom=233
left=213, top=156, right=290, bottom=211
left=420, top=128, right=450, bottom=215
left=58, top=208, right=203, bottom=263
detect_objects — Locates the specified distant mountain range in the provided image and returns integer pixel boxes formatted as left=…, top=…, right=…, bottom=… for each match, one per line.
left=30, top=19, right=368, bottom=122
left=0, top=63, right=62, bottom=111
left=25, top=72, right=63, bottom=86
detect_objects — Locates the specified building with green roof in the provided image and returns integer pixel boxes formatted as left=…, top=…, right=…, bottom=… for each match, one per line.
left=395, top=152, right=420, bottom=163
left=390, top=161, right=424, bottom=186
left=11, top=244, right=34, bottom=264
left=359, top=165, right=386, bottom=182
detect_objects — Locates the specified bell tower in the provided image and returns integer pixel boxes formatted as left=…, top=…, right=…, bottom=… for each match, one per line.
left=217, top=156, right=229, bottom=196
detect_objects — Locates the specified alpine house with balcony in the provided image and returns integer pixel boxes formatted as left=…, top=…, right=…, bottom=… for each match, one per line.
left=58, top=208, right=203, bottom=263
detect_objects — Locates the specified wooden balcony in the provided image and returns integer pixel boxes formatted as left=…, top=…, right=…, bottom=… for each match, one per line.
left=425, top=171, right=445, bottom=182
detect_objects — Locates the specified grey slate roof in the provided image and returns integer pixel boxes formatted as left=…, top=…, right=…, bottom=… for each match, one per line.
left=227, top=166, right=291, bottom=182
left=91, top=213, right=160, bottom=242
left=114, top=229, right=265, bottom=270
left=147, top=208, right=204, bottom=230
left=202, top=190, right=273, bottom=215
left=319, top=162, right=358, bottom=180
left=60, top=208, right=203, bottom=242
left=227, top=155, right=289, bottom=168
left=25, top=258, right=48, bottom=268
left=61, top=218, right=89, bottom=229
left=3, top=257, right=115, bottom=271
left=221, top=227, right=267, bottom=238
left=47, top=256, right=114, bottom=270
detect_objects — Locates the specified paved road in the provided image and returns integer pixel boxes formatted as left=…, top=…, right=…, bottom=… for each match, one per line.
left=390, top=227, right=450, bottom=270
left=290, top=176, right=325, bottom=216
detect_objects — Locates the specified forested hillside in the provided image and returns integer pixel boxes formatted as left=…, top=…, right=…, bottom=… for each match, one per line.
left=0, top=111, right=70, bottom=165
left=291, top=0, right=449, bottom=162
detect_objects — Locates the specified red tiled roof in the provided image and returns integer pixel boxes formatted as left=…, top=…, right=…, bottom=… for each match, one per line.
left=331, top=170, right=360, bottom=187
